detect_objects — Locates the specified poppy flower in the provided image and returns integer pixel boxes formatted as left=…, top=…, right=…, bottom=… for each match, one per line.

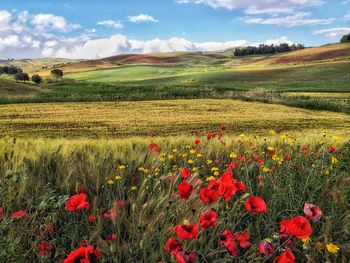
left=0, top=207, right=6, bottom=219
left=174, top=224, right=199, bottom=240
left=220, top=124, right=226, bottom=131
left=303, top=203, right=322, bottom=222
left=198, top=211, right=218, bottom=229
left=285, top=154, right=291, bottom=160
left=219, top=229, right=237, bottom=256
left=178, top=181, right=193, bottom=199
left=12, top=210, right=28, bottom=218
left=88, top=214, right=97, bottom=222
left=217, top=171, right=245, bottom=202
left=38, top=241, right=50, bottom=257
left=244, top=196, right=267, bottom=214
left=181, top=167, right=191, bottom=179
left=148, top=143, right=160, bottom=153
left=107, top=233, right=119, bottom=243
left=280, top=216, right=312, bottom=239
left=273, top=249, right=295, bottom=263
left=63, top=245, right=101, bottom=263
left=194, top=139, right=201, bottom=145
left=165, top=237, right=183, bottom=255
left=234, top=232, right=251, bottom=248
left=199, top=188, right=219, bottom=204
left=258, top=240, right=274, bottom=256
left=175, top=251, right=197, bottom=263
left=301, top=145, right=307, bottom=151
left=65, top=193, right=90, bottom=211
left=328, top=146, right=335, bottom=153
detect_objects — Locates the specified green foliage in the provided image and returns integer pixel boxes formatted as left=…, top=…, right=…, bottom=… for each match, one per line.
left=31, top=74, right=43, bottom=84
left=340, top=34, right=350, bottom=43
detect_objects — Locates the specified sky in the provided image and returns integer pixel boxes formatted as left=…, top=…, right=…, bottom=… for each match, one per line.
left=0, top=0, right=349, bottom=59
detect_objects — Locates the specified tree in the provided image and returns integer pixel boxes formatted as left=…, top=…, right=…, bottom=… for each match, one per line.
left=31, top=74, right=43, bottom=84
left=340, top=33, right=350, bottom=43
left=14, top=72, right=30, bottom=82
left=51, top=69, right=63, bottom=79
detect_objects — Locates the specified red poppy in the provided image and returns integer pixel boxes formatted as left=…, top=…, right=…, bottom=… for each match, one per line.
left=257, top=159, right=264, bottom=166
left=88, top=214, right=97, bottom=222
left=280, top=216, right=312, bottom=239
left=219, top=229, right=237, bottom=256
left=301, top=145, right=308, bottom=151
left=63, top=245, right=101, bottom=263
left=258, top=240, right=274, bottom=256
left=181, top=167, right=191, bottom=179
left=107, top=233, right=119, bottom=243
left=244, top=196, right=267, bottom=214
left=234, top=232, right=251, bottom=248
left=0, top=207, right=6, bottom=219
left=38, top=241, right=50, bottom=257
left=284, top=154, right=291, bottom=160
left=174, top=224, right=199, bottom=240
left=303, top=203, right=322, bottom=222
left=199, top=188, right=219, bottom=204
left=178, top=181, right=193, bottom=199
left=198, top=211, right=218, bottom=229
left=12, top=210, right=28, bottom=218
left=65, top=193, right=90, bottom=211
left=148, top=143, right=160, bottom=153
left=217, top=172, right=246, bottom=202
left=273, top=249, right=295, bottom=263
left=220, top=124, right=226, bottom=131
left=194, top=139, right=201, bottom=145
left=165, top=237, right=183, bottom=255
left=328, top=146, right=335, bottom=153
left=175, top=251, right=197, bottom=263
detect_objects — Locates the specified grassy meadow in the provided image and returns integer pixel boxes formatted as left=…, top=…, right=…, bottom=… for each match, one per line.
left=0, top=43, right=350, bottom=262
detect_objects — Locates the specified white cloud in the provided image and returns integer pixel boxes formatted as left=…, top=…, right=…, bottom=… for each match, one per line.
left=313, top=27, right=350, bottom=38
left=128, top=14, right=158, bottom=23
left=49, top=35, right=294, bottom=59
left=243, top=12, right=334, bottom=27
left=97, top=20, right=123, bottom=29
left=32, top=13, right=80, bottom=32
left=179, top=0, right=324, bottom=14
left=0, top=9, right=295, bottom=59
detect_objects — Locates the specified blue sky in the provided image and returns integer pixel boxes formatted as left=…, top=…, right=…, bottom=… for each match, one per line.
left=0, top=0, right=349, bottom=59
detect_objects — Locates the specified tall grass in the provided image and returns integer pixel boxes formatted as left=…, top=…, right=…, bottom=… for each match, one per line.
left=0, top=134, right=349, bottom=262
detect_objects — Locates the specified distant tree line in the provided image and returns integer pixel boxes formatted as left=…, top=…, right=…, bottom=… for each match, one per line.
left=234, top=43, right=305, bottom=56
left=340, top=33, right=350, bottom=43
left=0, top=65, right=23, bottom=75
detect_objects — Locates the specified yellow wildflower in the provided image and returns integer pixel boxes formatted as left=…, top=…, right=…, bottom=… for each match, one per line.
left=280, top=133, right=287, bottom=139
left=213, top=171, right=219, bottom=176
left=168, top=154, right=174, bottom=160
left=192, top=167, right=198, bottom=172
left=331, top=157, right=339, bottom=164
left=262, top=166, right=270, bottom=173
left=302, top=237, right=311, bottom=245
left=230, top=152, right=237, bottom=159
left=130, top=186, right=137, bottom=191
left=118, top=165, right=126, bottom=170
left=197, top=153, right=203, bottom=158
left=269, top=130, right=276, bottom=135
left=211, top=167, right=219, bottom=171
left=326, top=243, right=340, bottom=254
left=115, top=175, right=122, bottom=180
left=206, top=176, right=216, bottom=182
left=189, top=149, right=196, bottom=154
left=267, top=146, right=274, bottom=151
left=107, top=179, right=114, bottom=185
left=172, top=149, right=178, bottom=153
left=188, top=159, right=194, bottom=164
left=207, top=159, right=213, bottom=164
